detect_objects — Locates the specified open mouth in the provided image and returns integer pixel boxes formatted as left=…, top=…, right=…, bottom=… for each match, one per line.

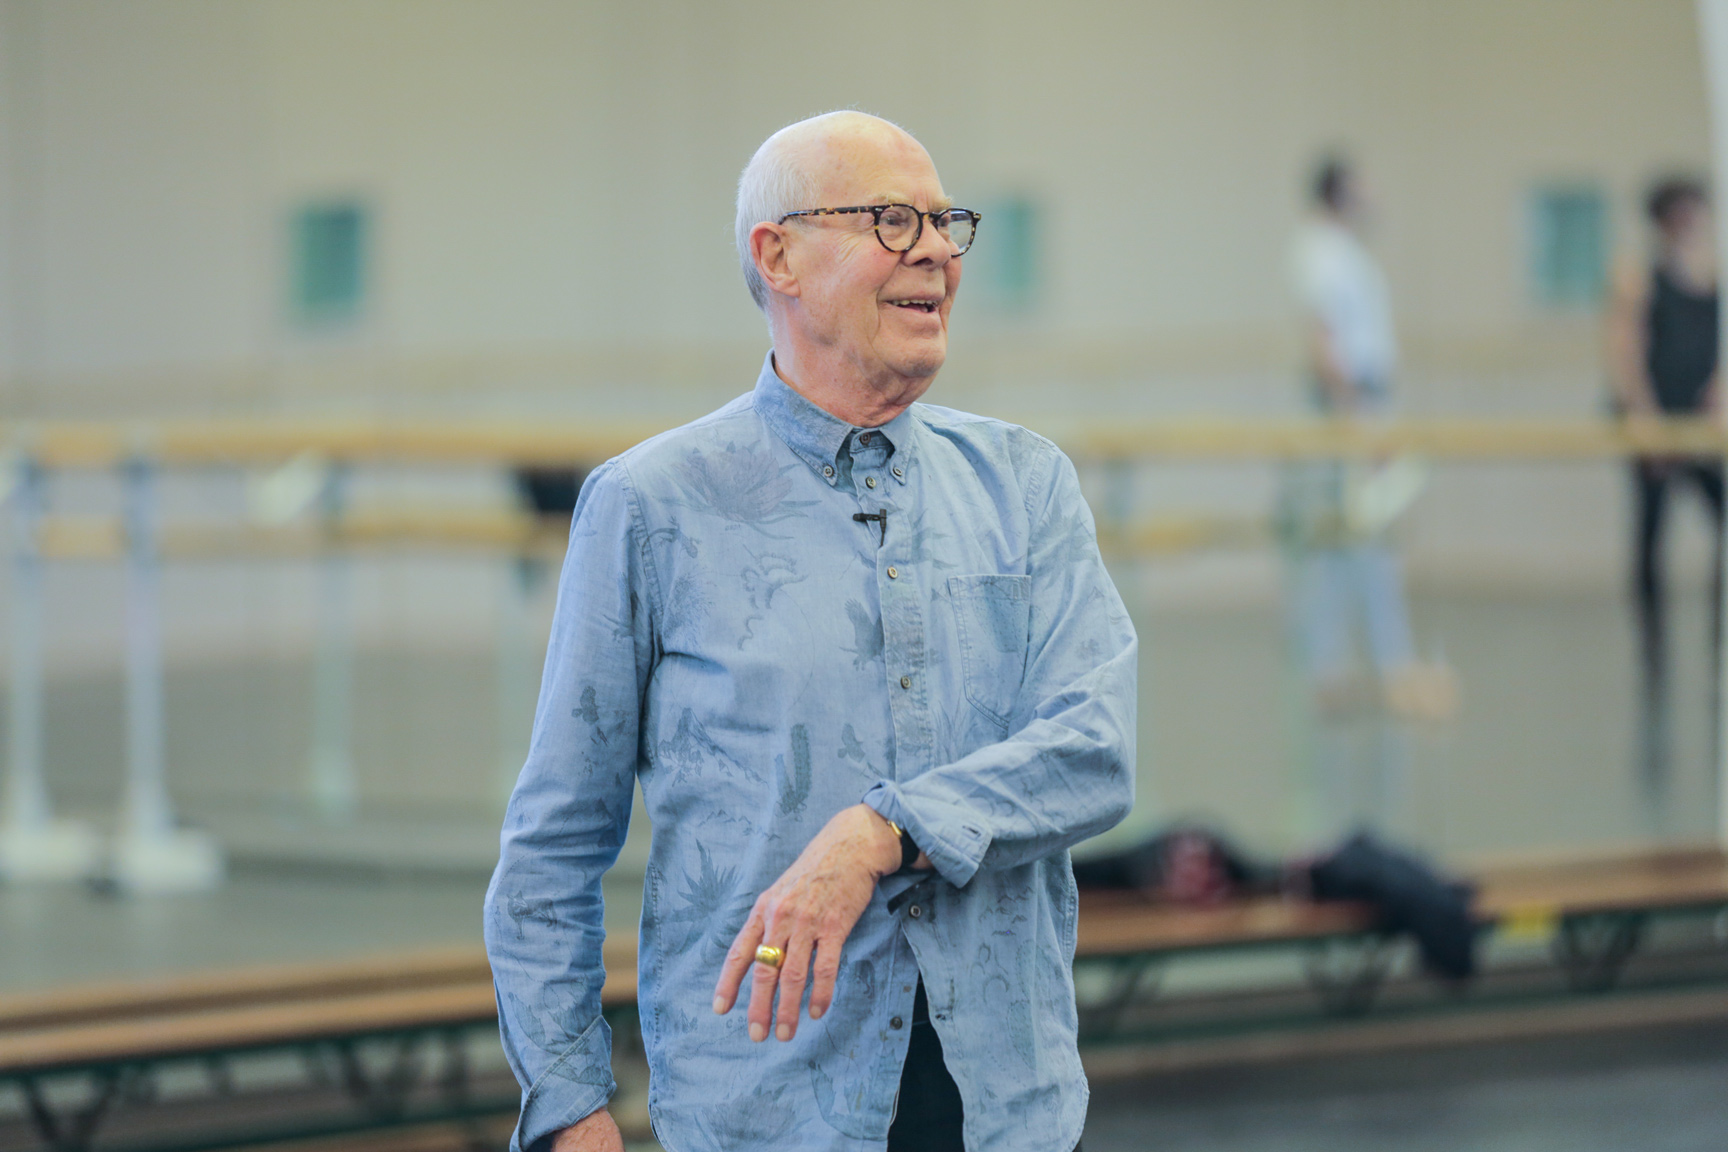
left=885, top=299, right=939, bottom=314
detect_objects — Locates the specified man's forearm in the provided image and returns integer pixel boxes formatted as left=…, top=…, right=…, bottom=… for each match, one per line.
left=550, top=1107, right=624, bottom=1152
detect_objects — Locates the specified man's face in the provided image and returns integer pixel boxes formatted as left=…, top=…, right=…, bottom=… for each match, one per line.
left=1666, top=197, right=1712, bottom=247
left=1336, top=174, right=1373, bottom=230
left=781, top=130, right=961, bottom=392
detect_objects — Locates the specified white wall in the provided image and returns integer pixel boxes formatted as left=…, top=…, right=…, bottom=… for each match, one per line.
left=0, top=0, right=1716, bottom=651
left=0, top=0, right=1709, bottom=409
left=0, top=0, right=31, bottom=379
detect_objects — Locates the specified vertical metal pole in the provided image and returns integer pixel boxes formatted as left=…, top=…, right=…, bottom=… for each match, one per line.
left=496, top=553, right=543, bottom=805
left=4, top=456, right=48, bottom=833
left=1103, top=456, right=1134, bottom=551
left=1100, top=452, right=1159, bottom=831
left=122, top=458, right=171, bottom=842
left=113, top=457, right=221, bottom=892
left=1701, top=0, right=1728, bottom=847
left=0, top=453, right=98, bottom=882
left=308, top=463, right=356, bottom=820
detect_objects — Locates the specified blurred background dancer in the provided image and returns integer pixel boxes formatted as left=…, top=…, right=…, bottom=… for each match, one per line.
left=1284, top=157, right=1454, bottom=724
left=1607, top=176, right=1722, bottom=783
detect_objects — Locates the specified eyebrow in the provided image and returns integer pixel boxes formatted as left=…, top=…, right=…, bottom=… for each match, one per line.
left=876, top=194, right=955, bottom=212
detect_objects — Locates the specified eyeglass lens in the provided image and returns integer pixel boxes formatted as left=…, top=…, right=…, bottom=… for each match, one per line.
left=877, top=206, right=976, bottom=254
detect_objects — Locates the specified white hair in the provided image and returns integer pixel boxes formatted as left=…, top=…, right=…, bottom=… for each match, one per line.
left=734, top=111, right=911, bottom=311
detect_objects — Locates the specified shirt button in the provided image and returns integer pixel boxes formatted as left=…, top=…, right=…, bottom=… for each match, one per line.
left=890, top=1015, right=904, bottom=1030
left=887, top=566, right=898, bottom=579
left=900, top=675, right=912, bottom=689
left=892, top=466, right=904, bottom=479
left=822, top=465, right=834, bottom=478
left=866, top=475, right=877, bottom=489
left=908, top=904, right=923, bottom=919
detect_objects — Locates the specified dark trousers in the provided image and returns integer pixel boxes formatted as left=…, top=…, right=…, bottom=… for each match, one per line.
left=1633, top=460, right=1725, bottom=685
left=887, top=982, right=1082, bottom=1152
left=1632, top=459, right=1726, bottom=772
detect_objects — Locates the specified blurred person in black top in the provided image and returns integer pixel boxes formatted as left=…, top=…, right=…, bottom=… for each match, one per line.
left=1607, top=176, right=1721, bottom=782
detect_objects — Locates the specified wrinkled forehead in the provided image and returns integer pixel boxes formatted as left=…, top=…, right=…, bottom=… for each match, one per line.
left=806, top=127, right=952, bottom=212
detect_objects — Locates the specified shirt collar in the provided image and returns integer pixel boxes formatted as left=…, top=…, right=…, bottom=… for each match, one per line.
left=752, top=352, right=918, bottom=487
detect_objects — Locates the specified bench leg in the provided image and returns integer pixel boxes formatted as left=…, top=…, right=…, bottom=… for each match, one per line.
left=332, top=1034, right=427, bottom=1122
left=202, top=1053, right=237, bottom=1097
left=1304, top=936, right=1392, bottom=1016
left=1555, top=912, right=1646, bottom=993
left=20, top=1069, right=126, bottom=1152
left=1077, top=955, right=1165, bottom=1041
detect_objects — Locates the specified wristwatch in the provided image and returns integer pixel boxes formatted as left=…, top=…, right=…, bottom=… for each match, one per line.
left=887, top=820, right=921, bottom=873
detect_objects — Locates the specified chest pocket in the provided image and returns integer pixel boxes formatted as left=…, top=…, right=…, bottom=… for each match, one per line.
left=947, top=574, right=1033, bottom=731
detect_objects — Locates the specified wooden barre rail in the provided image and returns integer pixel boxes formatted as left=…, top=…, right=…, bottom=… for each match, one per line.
left=20, top=511, right=1263, bottom=561
left=3, top=415, right=1728, bottom=468
left=28, top=511, right=573, bottom=562
left=1060, top=416, right=1728, bottom=461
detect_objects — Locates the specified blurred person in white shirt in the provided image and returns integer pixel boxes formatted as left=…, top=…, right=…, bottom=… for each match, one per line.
left=1284, top=157, right=1454, bottom=726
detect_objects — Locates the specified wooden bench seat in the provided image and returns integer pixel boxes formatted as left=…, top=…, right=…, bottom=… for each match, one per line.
left=1472, top=847, right=1728, bottom=920
left=1068, top=847, right=1728, bottom=1038
left=0, top=939, right=640, bottom=1151
left=0, top=939, right=638, bottom=1077
left=0, top=948, right=493, bottom=1034
left=1077, top=890, right=1377, bottom=958
left=0, top=984, right=499, bottom=1079
left=1074, top=847, right=1728, bottom=960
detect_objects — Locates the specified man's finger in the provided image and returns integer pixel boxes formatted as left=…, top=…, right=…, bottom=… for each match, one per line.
left=772, top=927, right=817, bottom=1041
left=745, top=947, right=782, bottom=1043
left=807, top=936, right=843, bottom=1021
left=712, top=911, right=766, bottom=1015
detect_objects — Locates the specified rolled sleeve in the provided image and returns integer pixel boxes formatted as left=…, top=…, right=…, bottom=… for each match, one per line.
left=861, top=778, right=991, bottom=887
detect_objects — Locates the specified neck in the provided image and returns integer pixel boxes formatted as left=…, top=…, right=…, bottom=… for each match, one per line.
left=1662, top=234, right=1717, bottom=290
left=770, top=347, right=929, bottom=428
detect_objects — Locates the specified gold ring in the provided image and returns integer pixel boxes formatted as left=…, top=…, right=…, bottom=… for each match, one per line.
left=754, top=944, right=785, bottom=969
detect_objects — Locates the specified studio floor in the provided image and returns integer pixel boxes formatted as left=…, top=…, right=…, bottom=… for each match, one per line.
left=24, top=582, right=1728, bottom=882
left=1081, top=1021, right=1728, bottom=1152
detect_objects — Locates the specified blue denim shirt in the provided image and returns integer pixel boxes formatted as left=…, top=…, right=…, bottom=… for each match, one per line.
left=485, top=354, right=1137, bottom=1152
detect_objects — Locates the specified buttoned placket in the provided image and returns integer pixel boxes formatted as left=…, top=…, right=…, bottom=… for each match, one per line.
left=845, top=431, right=927, bottom=767
left=843, top=427, right=934, bottom=1082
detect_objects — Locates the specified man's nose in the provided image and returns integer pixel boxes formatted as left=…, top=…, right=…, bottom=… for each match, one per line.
left=902, top=214, right=954, bottom=266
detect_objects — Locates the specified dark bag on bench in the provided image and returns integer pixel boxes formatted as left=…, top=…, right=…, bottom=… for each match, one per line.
left=1307, top=831, right=1478, bottom=980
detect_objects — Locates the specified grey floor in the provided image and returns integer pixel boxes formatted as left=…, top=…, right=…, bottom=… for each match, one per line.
left=25, top=584, right=1727, bottom=878
left=1082, top=1024, right=1728, bottom=1152
left=0, top=872, right=492, bottom=994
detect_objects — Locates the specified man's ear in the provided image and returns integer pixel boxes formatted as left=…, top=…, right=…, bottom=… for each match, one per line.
left=751, top=222, right=800, bottom=299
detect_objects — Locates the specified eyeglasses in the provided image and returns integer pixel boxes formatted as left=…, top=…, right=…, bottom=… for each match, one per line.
left=777, top=203, right=980, bottom=256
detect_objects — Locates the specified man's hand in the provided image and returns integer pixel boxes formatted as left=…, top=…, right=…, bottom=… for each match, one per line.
left=712, top=804, right=904, bottom=1043
left=549, top=1108, right=623, bottom=1152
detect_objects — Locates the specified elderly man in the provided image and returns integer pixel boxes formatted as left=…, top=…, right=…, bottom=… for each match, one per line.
left=485, top=111, right=1136, bottom=1152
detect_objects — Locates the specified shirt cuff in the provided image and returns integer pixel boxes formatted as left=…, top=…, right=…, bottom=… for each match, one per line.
left=511, top=1015, right=617, bottom=1152
left=861, top=781, right=991, bottom=889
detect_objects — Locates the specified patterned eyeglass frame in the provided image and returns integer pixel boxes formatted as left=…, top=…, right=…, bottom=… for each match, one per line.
left=776, top=204, right=981, bottom=255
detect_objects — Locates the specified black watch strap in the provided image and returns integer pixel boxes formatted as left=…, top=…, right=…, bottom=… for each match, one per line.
left=894, top=822, right=921, bottom=872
